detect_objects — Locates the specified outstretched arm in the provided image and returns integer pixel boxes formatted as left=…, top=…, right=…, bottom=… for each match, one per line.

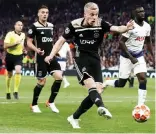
left=110, top=20, right=134, bottom=33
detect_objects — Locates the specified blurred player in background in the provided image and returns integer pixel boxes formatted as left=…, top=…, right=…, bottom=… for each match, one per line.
left=103, top=5, right=154, bottom=105
left=45, top=2, right=134, bottom=128
left=4, top=21, right=25, bottom=100
left=56, top=41, right=73, bottom=88
left=27, top=5, right=62, bottom=113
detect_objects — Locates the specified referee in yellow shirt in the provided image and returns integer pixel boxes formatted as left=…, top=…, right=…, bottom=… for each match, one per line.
left=4, top=21, right=25, bottom=99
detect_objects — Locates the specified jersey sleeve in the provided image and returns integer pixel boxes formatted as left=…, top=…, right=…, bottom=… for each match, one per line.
left=4, top=32, right=11, bottom=44
left=27, top=25, right=36, bottom=39
left=122, top=31, right=131, bottom=38
left=62, top=23, right=75, bottom=40
left=101, top=19, right=112, bottom=32
left=146, top=25, right=151, bottom=36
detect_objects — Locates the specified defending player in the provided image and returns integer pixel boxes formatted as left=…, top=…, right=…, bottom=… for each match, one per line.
left=45, top=2, right=134, bottom=128
left=103, top=6, right=154, bottom=105
left=27, top=5, right=63, bottom=113
left=4, top=21, right=25, bottom=99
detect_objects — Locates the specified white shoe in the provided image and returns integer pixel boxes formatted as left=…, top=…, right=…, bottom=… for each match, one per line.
left=63, top=83, right=70, bottom=88
left=97, top=107, right=112, bottom=119
left=46, top=101, right=59, bottom=113
left=31, top=105, right=42, bottom=113
left=102, top=81, right=108, bottom=89
left=67, top=115, right=80, bottom=129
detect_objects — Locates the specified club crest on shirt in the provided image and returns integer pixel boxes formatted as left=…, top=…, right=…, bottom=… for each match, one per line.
left=94, top=32, right=99, bottom=38
left=65, top=27, right=70, bottom=34
left=28, top=29, right=33, bottom=34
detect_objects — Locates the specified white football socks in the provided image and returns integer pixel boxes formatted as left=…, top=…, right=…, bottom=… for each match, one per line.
left=105, top=80, right=116, bottom=87
left=138, top=89, right=147, bottom=105
left=63, top=76, right=69, bottom=84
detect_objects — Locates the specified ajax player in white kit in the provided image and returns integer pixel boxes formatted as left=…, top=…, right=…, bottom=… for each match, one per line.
left=103, top=6, right=154, bottom=105
left=57, top=42, right=73, bottom=88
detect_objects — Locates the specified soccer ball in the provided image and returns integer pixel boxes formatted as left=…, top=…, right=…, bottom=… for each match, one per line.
left=132, top=104, right=150, bottom=123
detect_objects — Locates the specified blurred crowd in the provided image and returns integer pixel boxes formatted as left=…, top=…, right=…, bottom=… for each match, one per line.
left=0, top=0, right=155, bottom=70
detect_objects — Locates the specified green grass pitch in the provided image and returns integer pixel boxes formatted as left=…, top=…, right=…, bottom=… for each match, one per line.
left=0, top=76, right=155, bottom=133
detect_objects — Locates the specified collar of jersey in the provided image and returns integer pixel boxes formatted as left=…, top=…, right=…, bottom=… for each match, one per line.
left=14, top=31, right=21, bottom=36
left=38, top=21, right=48, bottom=27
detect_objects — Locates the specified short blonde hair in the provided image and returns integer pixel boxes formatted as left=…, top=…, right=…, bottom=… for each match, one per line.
left=84, top=2, right=99, bottom=12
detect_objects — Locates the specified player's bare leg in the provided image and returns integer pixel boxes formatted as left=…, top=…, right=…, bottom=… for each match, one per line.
left=46, top=70, right=63, bottom=113
left=13, top=65, right=22, bottom=99
left=96, top=82, right=104, bottom=94
left=5, top=71, right=13, bottom=99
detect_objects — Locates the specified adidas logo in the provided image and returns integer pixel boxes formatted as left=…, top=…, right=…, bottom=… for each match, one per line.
left=41, top=31, right=44, bottom=34
left=79, top=34, right=83, bottom=37
left=95, top=98, right=100, bottom=102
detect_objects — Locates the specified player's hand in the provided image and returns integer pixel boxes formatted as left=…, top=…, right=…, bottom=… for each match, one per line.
left=44, top=55, right=53, bottom=64
left=126, top=20, right=134, bottom=30
left=37, top=48, right=45, bottom=56
left=130, top=57, right=138, bottom=64
left=23, top=49, right=27, bottom=54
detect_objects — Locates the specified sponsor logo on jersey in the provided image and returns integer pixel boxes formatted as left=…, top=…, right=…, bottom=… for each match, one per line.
left=135, top=36, right=145, bottom=41
left=42, top=37, right=53, bottom=42
left=80, top=39, right=96, bottom=44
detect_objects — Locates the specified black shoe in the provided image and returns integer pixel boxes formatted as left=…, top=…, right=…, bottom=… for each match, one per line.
left=13, top=92, right=19, bottom=99
left=6, top=93, right=11, bottom=100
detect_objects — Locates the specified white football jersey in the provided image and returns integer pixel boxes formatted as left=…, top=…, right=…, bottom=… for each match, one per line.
left=58, top=42, right=70, bottom=58
left=122, top=21, right=151, bottom=53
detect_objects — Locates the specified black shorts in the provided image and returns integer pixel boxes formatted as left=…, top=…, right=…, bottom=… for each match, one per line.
left=35, top=56, right=61, bottom=79
left=74, top=53, right=103, bottom=85
left=5, top=53, right=23, bottom=72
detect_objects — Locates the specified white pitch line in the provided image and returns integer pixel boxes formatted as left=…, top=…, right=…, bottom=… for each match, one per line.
left=0, top=100, right=155, bottom=104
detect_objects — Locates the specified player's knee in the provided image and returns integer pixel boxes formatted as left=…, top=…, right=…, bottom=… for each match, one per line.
left=96, top=83, right=103, bottom=94
left=138, top=77, right=147, bottom=84
left=38, top=78, right=46, bottom=86
left=84, top=78, right=96, bottom=89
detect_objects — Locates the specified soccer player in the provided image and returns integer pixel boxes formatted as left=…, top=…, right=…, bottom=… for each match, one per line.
left=103, top=6, right=154, bottom=105
left=4, top=21, right=25, bottom=100
left=45, top=2, right=134, bottom=128
left=27, top=5, right=63, bottom=113
left=56, top=41, right=73, bottom=88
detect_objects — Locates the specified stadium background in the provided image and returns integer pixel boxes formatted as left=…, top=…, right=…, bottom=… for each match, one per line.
left=0, top=0, right=155, bottom=133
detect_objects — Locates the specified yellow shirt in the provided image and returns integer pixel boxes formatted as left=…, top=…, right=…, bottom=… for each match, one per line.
left=4, top=31, right=25, bottom=55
